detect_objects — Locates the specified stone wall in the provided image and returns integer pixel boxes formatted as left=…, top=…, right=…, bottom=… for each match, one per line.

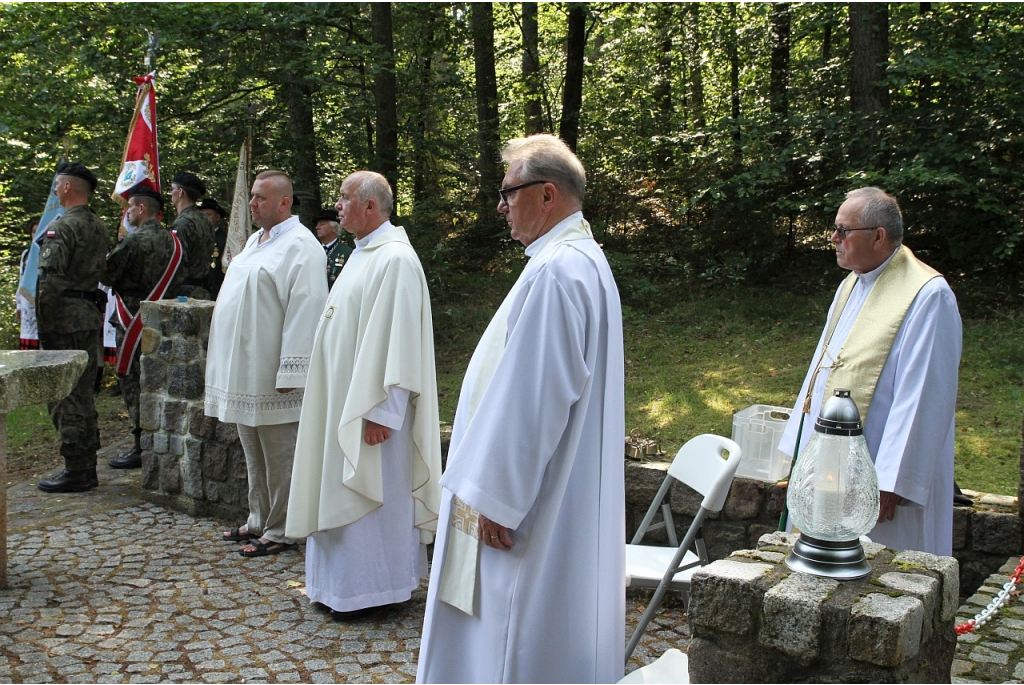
left=686, top=532, right=958, bottom=683
left=137, top=299, right=249, bottom=521
left=133, top=299, right=1023, bottom=595
left=625, top=460, right=1022, bottom=598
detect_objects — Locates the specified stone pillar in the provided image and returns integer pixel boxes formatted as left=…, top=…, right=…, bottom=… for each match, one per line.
left=1018, top=410, right=1024, bottom=522
left=137, top=299, right=248, bottom=520
left=0, top=349, right=88, bottom=588
left=687, top=532, right=957, bottom=683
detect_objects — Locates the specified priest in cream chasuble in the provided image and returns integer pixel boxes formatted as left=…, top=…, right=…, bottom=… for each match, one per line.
left=286, top=171, right=441, bottom=613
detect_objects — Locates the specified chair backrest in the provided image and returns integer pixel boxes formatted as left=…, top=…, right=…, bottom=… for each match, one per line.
left=665, top=434, right=743, bottom=513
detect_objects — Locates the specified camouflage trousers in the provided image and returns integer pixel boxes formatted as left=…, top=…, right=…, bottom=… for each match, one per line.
left=114, top=326, right=141, bottom=441
left=40, top=328, right=101, bottom=471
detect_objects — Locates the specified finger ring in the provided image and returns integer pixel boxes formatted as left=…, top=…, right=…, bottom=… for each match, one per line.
left=490, top=535, right=497, bottom=539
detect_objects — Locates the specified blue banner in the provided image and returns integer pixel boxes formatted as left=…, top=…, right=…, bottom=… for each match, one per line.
left=16, top=167, right=66, bottom=304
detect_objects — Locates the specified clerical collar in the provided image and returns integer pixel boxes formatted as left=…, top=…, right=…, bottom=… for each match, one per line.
left=256, top=215, right=301, bottom=249
left=322, top=238, right=338, bottom=252
left=354, top=220, right=394, bottom=252
left=856, top=246, right=900, bottom=288
left=524, top=211, right=585, bottom=258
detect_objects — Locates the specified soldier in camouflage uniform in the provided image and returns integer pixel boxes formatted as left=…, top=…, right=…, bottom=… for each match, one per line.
left=36, top=162, right=109, bottom=493
left=102, top=185, right=184, bottom=469
left=314, top=208, right=351, bottom=290
left=169, top=171, right=215, bottom=300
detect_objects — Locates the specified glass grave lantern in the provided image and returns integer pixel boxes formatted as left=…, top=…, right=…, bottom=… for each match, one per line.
left=785, top=388, right=880, bottom=580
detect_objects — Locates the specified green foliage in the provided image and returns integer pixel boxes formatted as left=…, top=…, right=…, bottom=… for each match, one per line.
left=1, top=2, right=1023, bottom=290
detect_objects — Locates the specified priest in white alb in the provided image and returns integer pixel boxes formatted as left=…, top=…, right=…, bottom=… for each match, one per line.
left=205, top=170, right=328, bottom=558
left=417, top=135, right=626, bottom=684
left=780, top=187, right=962, bottom=556
left=286, top=171, right=441, bottom=616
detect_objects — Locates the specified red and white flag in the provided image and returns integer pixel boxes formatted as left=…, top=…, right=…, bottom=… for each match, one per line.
left=112, top=72, right=160, bottom=211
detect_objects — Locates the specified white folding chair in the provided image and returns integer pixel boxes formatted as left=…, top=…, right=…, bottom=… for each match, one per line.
left=618, top=648, right=689, bottom=684
left=624, top=434, right=742, bottom=663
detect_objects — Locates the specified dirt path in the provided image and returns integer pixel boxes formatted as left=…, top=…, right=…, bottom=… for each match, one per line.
left=5, top=374, right=133, bottom=487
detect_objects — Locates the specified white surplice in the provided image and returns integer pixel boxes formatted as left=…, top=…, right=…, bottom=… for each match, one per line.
left=286, top=222, right=441, bottom=612
left=417, top=213, right=626, bottom=684
left=780, top=251, right=962, bottom=556
left=205, top=216, right=328, bottom=426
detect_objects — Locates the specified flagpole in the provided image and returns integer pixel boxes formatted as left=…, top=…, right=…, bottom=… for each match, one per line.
left=146, top=31, right=158, bottom=76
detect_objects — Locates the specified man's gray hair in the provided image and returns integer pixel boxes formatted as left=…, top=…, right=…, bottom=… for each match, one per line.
left=501, top=134, right=586, bottom=204
left=847, top=187, right=903, bottom=244
left=350, top=171, right=393, bottom=216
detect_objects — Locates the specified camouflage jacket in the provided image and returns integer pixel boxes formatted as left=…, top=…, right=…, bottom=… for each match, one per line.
left=172, top=204, right=215, bottom=283
left=36, top=204, right=108, bottom=335
left=102, top=218, right=183, bottom=319
left=325, top=239, right=352, bottom=291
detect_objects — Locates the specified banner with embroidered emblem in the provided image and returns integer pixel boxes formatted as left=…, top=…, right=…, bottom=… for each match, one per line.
left=112, top=72, right=161, bottom=240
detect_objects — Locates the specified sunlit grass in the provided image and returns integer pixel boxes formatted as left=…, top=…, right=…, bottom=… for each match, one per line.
left=430, top=278, right=1023, bottom=495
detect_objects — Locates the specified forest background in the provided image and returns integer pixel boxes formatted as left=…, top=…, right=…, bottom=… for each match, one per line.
left=0, top=2, right=1021, bottom=494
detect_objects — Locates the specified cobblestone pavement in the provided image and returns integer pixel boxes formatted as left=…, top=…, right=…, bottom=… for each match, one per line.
left=8, top=441, right=1018, bottom=683
left=2, top=441, right=682, bottom=683
left=953, top=557, right=1024, bottom=684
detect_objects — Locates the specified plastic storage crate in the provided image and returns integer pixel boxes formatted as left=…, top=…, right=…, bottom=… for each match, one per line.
left=731, top=404, right=793, bottom=482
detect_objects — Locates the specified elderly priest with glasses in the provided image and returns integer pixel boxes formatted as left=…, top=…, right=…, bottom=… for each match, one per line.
left=779, top=186, right=962, bottom=557
left=416, top=134, right=625, bottom=684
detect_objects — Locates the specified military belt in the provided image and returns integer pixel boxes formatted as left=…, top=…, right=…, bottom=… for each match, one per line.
left=62, top=289, right=105, bottom=305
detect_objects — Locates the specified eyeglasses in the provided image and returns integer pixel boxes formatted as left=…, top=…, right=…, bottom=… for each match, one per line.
left=499, top=180, right=547, bottom=206
left=831, top=226, right=880, bottom=240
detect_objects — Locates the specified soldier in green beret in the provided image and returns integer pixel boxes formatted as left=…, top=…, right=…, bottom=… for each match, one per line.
left=36, top=162, right=110, bottom=493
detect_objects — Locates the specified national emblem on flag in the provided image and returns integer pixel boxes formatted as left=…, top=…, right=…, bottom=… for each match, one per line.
left=111, top=72, right=160, bottom=208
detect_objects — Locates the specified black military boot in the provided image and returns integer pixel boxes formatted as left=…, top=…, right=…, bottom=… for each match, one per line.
left=109, top=446, right=142, bottom=469
left=110, top=431, right=143, bottom=469
left=38, top=469, right=98, bottom=493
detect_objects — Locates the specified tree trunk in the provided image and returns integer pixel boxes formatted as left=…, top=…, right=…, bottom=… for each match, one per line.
left=522, top=2, right=543, bottom=134
left=371, top=3, right=399, bottom=202
left=726, top=3, right=741, bottom=163
left=769, top=3, right=791, bottom=153
left=411, top=6, right=438, bottom=209
left=849, top=2, right=890, bottom=114
left=469, top=1, right=502, bottom=257
left=559, top=3, right=586, bottom=151
left=684, top=3, right=705, bottom=129
left=769, top=3, right=791, bottom=121
left=281, top=26, right=320, bottom=226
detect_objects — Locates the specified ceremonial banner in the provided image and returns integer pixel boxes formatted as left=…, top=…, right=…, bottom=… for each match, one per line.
left=16, top=166, right=66, bottom=304
left=109, top=71, right=163, bottom=369
left=223, top=140, right=252, bottom=269
left=111, top=72, right=160, bottom=209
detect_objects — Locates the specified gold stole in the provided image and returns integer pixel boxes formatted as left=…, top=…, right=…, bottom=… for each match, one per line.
left=822, top=246, right=940, bottom=423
